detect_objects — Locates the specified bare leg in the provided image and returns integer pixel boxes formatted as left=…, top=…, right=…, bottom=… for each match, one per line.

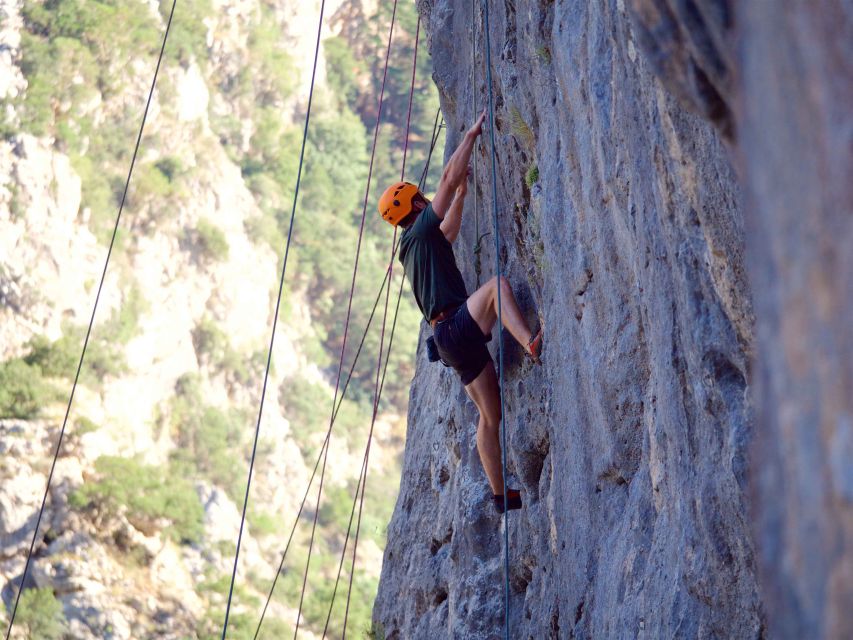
left=464, top=361, right=505, bottom=494
left=466, top=276, right=535, bottom=353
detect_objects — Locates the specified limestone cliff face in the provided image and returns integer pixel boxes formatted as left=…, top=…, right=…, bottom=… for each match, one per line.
left=374, top=1, right=760, bottom=638
left=626, top=3, right=852, bottom=638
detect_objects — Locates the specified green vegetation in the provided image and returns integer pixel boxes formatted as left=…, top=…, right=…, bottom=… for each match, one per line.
left=158, top=0, right=212, bottom=66
left=14, top=588, right=67, bottom=640
left=367, top=621, right=386, bottom=640
left=245, top=8, right=296, bottom=106
left=190, top=218, right=230, bottom=262
left=0, top=282, right=145, bottom=416
left=81, top=285, right=148, bottom=382
left=525, top=164, right=540, bottom=188
left=279, top=375, right=329, bottom=455
left=324, top=36, right=363, bottom=108
left=168, top=373, right=248, bottom=501
left=69, top=455, right=204, bottom=543
left=9, top=1, right=434, bottom=636
left=535, top=45, right=552, bottom=64
left=191, top=318, right=265, bottom=385
left=0, top=358, right=56, bottom=419
left=194, top=571, right=294, bottom=639
left=24, top=334, right=80, bottom=378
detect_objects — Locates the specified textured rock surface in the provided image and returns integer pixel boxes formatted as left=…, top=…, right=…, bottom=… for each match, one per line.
left=734, top=4, right=852, bottom=639
left=628, top=2, right=852, bottom=638
left=374, top=1, right=762, bottom=638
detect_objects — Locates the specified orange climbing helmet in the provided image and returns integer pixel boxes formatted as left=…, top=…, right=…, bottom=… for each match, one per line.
left=378, top=181, right=420, bottom=226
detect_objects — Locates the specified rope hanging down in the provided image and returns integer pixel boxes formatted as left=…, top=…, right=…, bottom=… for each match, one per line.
left=481, top=0, right=512, bottom=638
left=294, top=2, right=400, bottom=637
left=220, top=1, right=327, bottom=637
left=253, top=105, right=441, bottom=639
left=471, top=0, right=486, bottom=287
left=324, top=95, right=435, bottom=636
left=3, top=2, right=178, bottom=638
left=339, top=15, right=421, bottom=636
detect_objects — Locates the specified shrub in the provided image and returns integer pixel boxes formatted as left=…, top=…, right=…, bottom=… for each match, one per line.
left=525, top=164, right=540, bottom=188
left=192, top=318, right=230, bottom=367
left=191, top=318, right=263, bottom=385
left=170, top=378, right=248, bottom=501
left=279, top=376, right=329, bottom=454
left=159, top=0, right=213, bottom=66
left=366, top=621, right=386, bottom=640
left=0, top=358, right=56, bottom=419
left=15, top=588, right=67, bottom=640
left=24, top=334, right=80, bottom=378
left=246, top=10, right=296, bottom=106
left=244, top=211, right=286, bottom=253
left=127, top=160, right=183, bottom=230
left=69, top=456, right=204, bottom=543
left=190, top=218, right=230, bottom=262
left=324, top=36, right=362, bottom=108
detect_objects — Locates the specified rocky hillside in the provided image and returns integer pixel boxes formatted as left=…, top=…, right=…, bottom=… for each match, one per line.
left=0, top=0, right=438, bottom=637
left=373, top=1, right=850, bottom=639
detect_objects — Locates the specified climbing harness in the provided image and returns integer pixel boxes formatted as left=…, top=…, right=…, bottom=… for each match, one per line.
left=481, top=1, right=512, bottom=638
left=3, top=2, right=178, bottom=638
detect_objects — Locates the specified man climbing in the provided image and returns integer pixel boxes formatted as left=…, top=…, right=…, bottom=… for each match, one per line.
left=378, top=111, right=543, bottom=514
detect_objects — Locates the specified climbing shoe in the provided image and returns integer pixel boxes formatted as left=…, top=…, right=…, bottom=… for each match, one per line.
left=527, top=327, right=543, bottom=364
left=492, top=489, right=523, bottom=514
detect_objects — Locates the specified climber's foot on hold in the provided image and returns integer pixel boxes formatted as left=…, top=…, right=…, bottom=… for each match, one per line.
left=492, top=488, right=522, bottom=514
left=527, top=327, right=543, bottom=364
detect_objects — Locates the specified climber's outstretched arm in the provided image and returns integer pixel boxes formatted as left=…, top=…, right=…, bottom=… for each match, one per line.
left=440, top=180, right=468, bottom=243
left=432, top=111, right=485, bottom=219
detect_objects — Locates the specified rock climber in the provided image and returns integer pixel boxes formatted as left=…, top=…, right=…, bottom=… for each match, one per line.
left=378, top=111, right=543, bottom=514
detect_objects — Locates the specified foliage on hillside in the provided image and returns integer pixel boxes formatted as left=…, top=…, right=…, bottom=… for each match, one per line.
left=2, top=0, right=440, bottom=636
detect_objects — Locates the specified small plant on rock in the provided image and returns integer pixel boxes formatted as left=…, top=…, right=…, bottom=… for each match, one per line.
left=15, top=588, right=67, bottom=640
left=525, top=164, right=540, bottom=187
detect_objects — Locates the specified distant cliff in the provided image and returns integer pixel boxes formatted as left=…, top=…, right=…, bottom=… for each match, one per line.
left=0, top=0, right=425, bottom=637
left=373, top=1, right=851, bottom=639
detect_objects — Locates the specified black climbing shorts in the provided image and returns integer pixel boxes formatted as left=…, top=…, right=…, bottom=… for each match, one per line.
left=433, top=301, right=492, bottom=386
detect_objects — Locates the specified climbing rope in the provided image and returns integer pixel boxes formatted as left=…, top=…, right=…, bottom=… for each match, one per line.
left=326, top=99, right=440, bottom=639
left=3, top=3, right=178, bottom=638
left=293, top=2, right=400, bottom=636
left=419, top=108, right=444, bottom=190
left=220, top=1, right=327, bottom=638
left=471, top=0, right=484, bottom=287
left=339, top=15, right=421, bottom=637
left=254, top=99, right=443, bottom=640
left=481, top=0, right=512, bottom=638
left=253, top=240, right=402, bottom=640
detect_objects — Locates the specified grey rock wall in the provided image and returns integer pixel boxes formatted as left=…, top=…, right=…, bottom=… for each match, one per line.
left=628, top=2, right=852, bottom=638
left=374, top=1, right=763, bottom=638
left=733, top=4, right=851, bottom=639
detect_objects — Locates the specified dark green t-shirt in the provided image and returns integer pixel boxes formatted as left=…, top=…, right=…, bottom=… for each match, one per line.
left=399, top=203, right=468, bottom=322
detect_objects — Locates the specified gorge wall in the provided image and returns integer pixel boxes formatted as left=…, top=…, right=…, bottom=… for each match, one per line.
left=373, top=1, right=851, bottom=639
